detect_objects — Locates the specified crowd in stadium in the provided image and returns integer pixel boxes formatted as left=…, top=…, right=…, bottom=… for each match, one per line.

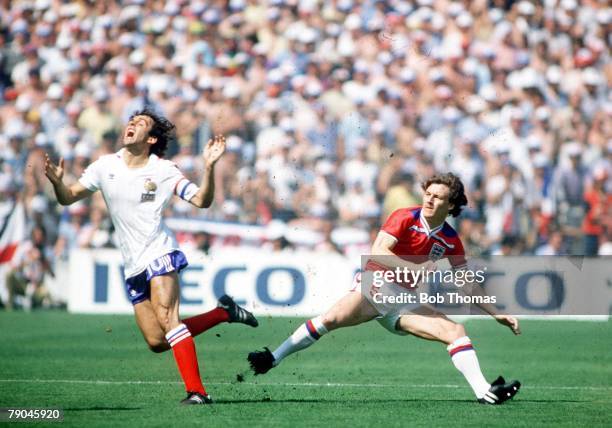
left=0, top=0, right=610, bottom=307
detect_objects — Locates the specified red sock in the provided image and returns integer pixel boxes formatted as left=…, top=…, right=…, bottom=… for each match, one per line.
left=183, top=308, right=229, bottom=337
left=165, top=324, right=206, bottom=394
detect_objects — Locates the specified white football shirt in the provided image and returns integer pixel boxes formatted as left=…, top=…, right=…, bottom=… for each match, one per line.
left=79, top=149, right=199, bottom=278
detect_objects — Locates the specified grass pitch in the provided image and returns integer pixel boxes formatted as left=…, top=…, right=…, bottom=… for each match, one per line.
left=0, top=312, right=610, bottom=427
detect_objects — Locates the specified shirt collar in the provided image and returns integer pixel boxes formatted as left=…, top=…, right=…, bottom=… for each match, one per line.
left=420, top=211, right=444, bottom=236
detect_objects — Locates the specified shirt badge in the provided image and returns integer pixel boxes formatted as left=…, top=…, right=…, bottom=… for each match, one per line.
left=144, top=179, right=157, bottom=192
left=429, top=242, right=446, bottom=261
left=141, top=179, right=157, bottom=202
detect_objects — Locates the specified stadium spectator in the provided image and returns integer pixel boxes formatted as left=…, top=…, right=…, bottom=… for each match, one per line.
left=535, top=228, right=567, bottom=256
left=4, top=224, right=54, bottom=310
left=582, top=166, right=612, bottom=256
left=0, top=0, right=610, bottom=308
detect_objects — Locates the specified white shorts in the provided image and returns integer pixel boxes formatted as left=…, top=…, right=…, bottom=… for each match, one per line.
left=351, top=272, right=417, bottom=336
left=376, top=310, right=409, bottom=336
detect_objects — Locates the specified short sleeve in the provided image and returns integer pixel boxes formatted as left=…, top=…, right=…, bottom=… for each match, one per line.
left=78, top=159, right=102, bottom=191
left=381, top=209, right=413, bottom=240
left=448, top=238, right=468, bottom=270
left=170, top=166, right=199, bottom=202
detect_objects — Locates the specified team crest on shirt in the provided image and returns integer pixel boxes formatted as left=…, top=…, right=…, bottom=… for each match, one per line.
left=429, top=242, right=446, bottom=261
left=141, top=178, right=157, bottom=202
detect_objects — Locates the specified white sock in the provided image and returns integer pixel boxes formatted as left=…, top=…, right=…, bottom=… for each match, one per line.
left=447, top=336, right=490, bottom=399
left=272, top=316, right=329, bottom=365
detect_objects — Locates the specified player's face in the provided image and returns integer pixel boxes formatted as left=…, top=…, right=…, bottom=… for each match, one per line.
left=422, top=183, right=452, bottom=219
left=123, top=115, right=154, bottom=146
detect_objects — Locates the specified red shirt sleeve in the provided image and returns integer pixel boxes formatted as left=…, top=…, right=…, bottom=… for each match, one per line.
left=381, top=208, right=416, bottom=240
left=448, top=237, right=468, bottom=270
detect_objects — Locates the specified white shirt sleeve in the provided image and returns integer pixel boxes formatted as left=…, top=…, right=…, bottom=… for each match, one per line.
left=170, top=165, right=199, bottom=202
left=78, top=158, right=102, bottom=191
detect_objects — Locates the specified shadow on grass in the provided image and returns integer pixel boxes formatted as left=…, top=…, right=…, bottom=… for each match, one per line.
left=64, top=407, right=141, bottom=412
left=510, top=400, right=589, bottom=403
left=213, top=398, right=587, bottom=405
left=213, top=398, right=475, bottom=404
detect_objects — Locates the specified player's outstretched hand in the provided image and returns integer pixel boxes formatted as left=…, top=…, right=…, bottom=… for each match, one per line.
left=44, top=154, right=64, bottom=185
left=204, top=134, right=226, bottom=167
left=495, top=315, right=521, bottom=335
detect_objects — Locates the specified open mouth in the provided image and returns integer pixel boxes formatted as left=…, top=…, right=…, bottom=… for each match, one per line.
left=126, top=129, right=135, bottom=138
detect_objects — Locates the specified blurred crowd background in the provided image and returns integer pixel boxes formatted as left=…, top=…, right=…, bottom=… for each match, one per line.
left=0, top=0, right=610, bottom=308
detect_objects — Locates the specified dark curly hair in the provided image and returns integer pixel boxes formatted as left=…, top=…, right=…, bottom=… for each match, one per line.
left=130, top=107, right=176, bottom=158
left=421, top=172, right=468, bottom=218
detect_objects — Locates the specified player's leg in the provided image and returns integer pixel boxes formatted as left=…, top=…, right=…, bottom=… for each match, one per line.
left=249, top=292, right=379, bottom=374
left=396, top=306, right=467, bottom=343
left=320, top=290, right=381, bottom=330
left=273, top=291, right=380, bottom=362
left=134, top=299, right=170, bottom=353
left=397, top=307, right=519, bottom=404
left=183, top=295, right=258, bottom=336
left=134, top=294, right=257, bottom=350
left=150, top=272, right=210, bottom=404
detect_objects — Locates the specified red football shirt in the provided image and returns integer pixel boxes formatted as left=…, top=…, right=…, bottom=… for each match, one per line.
left=376, top=206, right=467, bottom=269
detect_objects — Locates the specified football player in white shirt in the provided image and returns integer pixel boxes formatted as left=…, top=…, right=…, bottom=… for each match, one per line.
left=44, top=108, right=258, bottom=405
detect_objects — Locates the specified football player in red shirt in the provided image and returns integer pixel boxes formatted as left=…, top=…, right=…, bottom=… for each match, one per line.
left=248, top=173, right=521, bottom=404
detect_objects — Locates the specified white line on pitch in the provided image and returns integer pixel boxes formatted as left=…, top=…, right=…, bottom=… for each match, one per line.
left=0, top=379, right=610, bottom=391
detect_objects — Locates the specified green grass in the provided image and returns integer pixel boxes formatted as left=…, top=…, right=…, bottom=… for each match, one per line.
left=0, top=312, right=610, bottom=427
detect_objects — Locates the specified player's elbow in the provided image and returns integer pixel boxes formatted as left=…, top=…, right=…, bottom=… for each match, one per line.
left=57, top=196, right=74, bottom=206
left=193, top=200, right=211, bottom=209
left=197, top=197, right=213, bottom=209
left=189, top=196, right=212, bottom=209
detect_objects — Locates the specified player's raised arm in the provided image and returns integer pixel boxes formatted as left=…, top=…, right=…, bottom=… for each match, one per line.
left=189, top=134, right=226, bottom=209
left=44, top=153, right=93, bottom=206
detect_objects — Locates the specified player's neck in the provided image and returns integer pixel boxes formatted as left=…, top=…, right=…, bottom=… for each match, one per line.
left=423, top=214, right=444, bottom=230
left=122, top=145, right=151, bottom=169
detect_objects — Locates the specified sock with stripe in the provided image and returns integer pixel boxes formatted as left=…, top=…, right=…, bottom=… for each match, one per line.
left=182, top=308, right=229, bottom=337
left=447, top=336, right=490, bottom=399
left=271, top=316, right=328, bottom=365
left=165, top=324, right=206, bottom=395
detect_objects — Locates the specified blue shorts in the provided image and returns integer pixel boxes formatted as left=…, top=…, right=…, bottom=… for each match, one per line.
left=125, top=250, right=188, bottom=305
